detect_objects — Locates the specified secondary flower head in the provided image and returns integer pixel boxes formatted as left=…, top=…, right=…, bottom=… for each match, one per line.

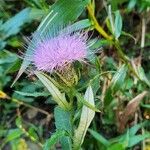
left=30, top=29, right=89, bottom=73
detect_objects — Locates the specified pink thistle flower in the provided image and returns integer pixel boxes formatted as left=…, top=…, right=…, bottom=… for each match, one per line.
left=29, top=30, right=89, bottom=73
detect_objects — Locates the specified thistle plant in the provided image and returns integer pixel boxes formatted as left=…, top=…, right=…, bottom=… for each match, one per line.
left=21, top=25, right=97, bottom=150
left=26, top=29, right=91, bottom=87
left=1, top=0, right=149, bottom=149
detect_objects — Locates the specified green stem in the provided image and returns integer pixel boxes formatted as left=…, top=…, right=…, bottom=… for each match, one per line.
left=87, top=4, right=112, bottom=40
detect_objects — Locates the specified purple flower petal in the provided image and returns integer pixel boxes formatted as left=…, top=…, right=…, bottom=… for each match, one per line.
left=32, top=31, right=88, bottom=72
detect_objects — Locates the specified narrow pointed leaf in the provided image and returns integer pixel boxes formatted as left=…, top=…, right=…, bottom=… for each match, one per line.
left=128, top=134, right=150, bottom=147
left=88, top=129, right=110, bottom=147
left=104, top=65, right=127, bottom=107
left=110, top=64, right=127, bottom=92
left=114, top=10, right=122, bottom=38
left=1, top=8, right=32, bottom=39
left=35, top=72, right=70, bottom=110
left=73, top=86, right=95, bottom=149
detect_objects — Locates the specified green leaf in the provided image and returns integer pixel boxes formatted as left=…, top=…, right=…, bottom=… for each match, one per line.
left=0, top=7, right=45, bottom=42
left=25, top=0, right=48, bottom=9
left=141, top=103, right=150, bottom=108
left=110, top=122, right=149, bottom=148
left=110, top=0, right=127, bottom=10
left=76, top=92, right=100, bottom=112
left=0, top=8, right=32, bottom=39
left=15, top=117, right=22, bottom=128
left=114, top=10, right=122, bottom=38
left=128, top=0, right=137, bottom=10
left=63, top=19, right=92, bottom=33
left=107, top=5, right=114, bottom=34
left=5, top=129, right=23, bottom=143
left=129, top=122, right=146, bottom=136
left=54, top=107, right=72, bottom=132
left=137, top=66, right=150, bottom=87
left=5, top=59, right=21, bottom=74
left=35, top=72, right=70, bottom=110
left=0, top=50, right=18, bottom=64
left=104, top=88, right=113, bottom=107
left=54, top=107, right=72, bottom=150
left=104, top=65, right=127, bottom=108
left=14, top=91, right=49, bottom=97
left=13, top=0, right=90, bottom=86
left=128, top=134, right=150, bottom=147
left=28, top=8, right=46, bottom=20
left=28, top=127, right=39, bottom=141
left=0, top=130, right=7, bottom=137
left=37, top=0, right=89, bottom=33
left=73, top=86, right=95, bottom=149
left=107, top=143, right=125, bottom=150
left=43, top=130, right=66, bottom=150
left=88, top=129, right=110, bottom=147
left=0, top=40, right=6, bottom=50
left=122, top=31, right=136, bottom=42
left=110, top=64, right=127, bottom=92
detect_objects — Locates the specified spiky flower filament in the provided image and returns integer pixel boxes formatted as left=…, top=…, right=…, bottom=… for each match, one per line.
left=32, top=32, right=88, bottom=73
left=24, top=27, right=94, bottom=86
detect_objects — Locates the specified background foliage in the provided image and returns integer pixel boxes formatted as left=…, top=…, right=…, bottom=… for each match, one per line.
left=0, top=0, right=150, bottom=150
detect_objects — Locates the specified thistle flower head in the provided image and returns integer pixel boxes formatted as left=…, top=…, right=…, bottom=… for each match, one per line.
left=30, top=29, right=89, bottom=73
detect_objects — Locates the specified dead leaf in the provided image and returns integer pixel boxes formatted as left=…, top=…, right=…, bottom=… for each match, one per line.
left=117, top=91, right=148, bottom=132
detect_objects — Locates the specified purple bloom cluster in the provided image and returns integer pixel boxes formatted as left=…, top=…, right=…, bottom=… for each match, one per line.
left=31, top=31, right=88, bottom=72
